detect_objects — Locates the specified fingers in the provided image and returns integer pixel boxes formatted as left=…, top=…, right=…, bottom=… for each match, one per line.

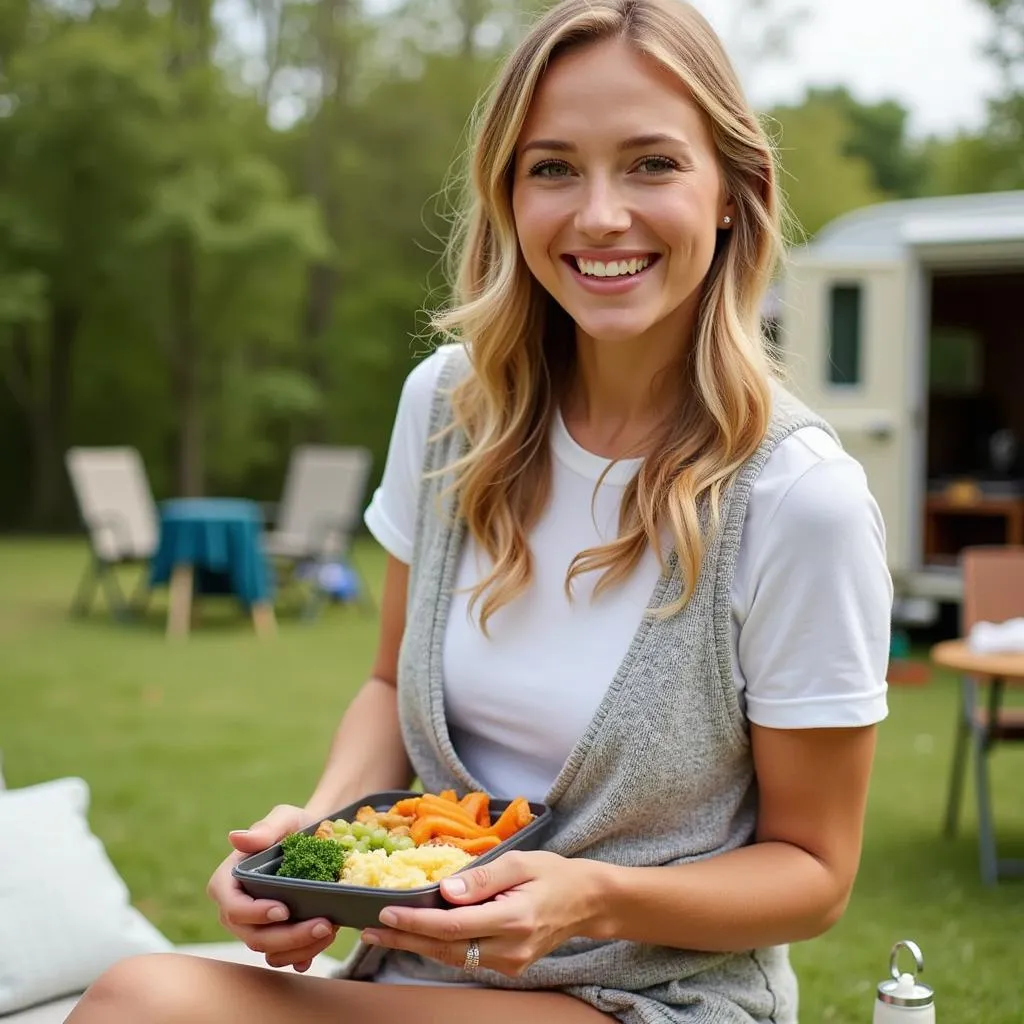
left=209, top=857, right=337, bottom=964
left=219, top=892, right=292, bottom=927
left=228, top=804, right=309, bottom=855
left=205, top=803, right=336, bottom=969
left=439, top=850, right=535, bottom=905
left=364, top=927, right=533, bottom=978
left=372, top=903, right=510, bottom=943
left=263, top=932, right=338, bottom=970
left=209, top=804, right=311, bottom=933
left=235, top=918, right=338, bottom=959
left=207, top=855, right=291, bottom=928
left=362, top=927, right=474, bottom=970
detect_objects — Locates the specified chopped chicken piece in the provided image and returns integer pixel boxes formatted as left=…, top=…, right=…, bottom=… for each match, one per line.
left=376, top=813, right=415, bottom=830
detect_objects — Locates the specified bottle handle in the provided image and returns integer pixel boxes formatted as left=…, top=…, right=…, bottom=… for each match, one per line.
left=889, top=939, right=925, bottom=983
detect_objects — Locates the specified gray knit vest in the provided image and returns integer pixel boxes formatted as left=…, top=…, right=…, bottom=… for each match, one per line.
left=342, top=346, right=838, bottom=1024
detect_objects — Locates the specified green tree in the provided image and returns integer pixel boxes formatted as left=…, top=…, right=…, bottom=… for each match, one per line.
left=768, top=97, right=886, bottom=238
left=907, top=0, right=1024, bottom=198
left=975, top=0, right=1024, bottom=187
left=800, top=87, right=927, bottom=198
left=0, top=20, right=170, bottom=524
left=323, top=52, right=494, bottom=452
left=921, top=131, right=1022, bottom=195
left=130, top=128, right=330, bottom=494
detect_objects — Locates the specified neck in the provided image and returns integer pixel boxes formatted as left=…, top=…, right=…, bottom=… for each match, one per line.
left=563, top=329, right=686, bottom=459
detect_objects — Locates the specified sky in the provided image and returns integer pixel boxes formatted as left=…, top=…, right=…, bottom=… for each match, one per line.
left=699, top=0, right=1002, bottom=138
left=225, top=0, right=1005, bottom=139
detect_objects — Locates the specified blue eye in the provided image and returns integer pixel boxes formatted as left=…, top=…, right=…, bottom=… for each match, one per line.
left=528, top=160, right=572, bottom=178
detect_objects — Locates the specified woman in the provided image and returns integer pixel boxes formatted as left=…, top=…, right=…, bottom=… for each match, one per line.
left=67, top=0, right=891, bottom=1020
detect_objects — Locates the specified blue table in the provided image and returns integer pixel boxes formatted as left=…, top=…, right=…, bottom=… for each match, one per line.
left=150, top=498, right=276, bottom=637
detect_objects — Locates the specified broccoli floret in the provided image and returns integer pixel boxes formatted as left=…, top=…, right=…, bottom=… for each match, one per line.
left=276, top=831, right=345, bottom=882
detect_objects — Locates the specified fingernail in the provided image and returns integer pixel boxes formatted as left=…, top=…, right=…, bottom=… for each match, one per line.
left=378, top=909, right=398, bottom=927
left=228, top=829, right=249, bottom=837
left=362, top=930, right=380, bottom=945
left=267, top=907, right=288, bottom=922
left=443, top=876, right=467, bottom=896
left=311, top=923, right=331, bottom=939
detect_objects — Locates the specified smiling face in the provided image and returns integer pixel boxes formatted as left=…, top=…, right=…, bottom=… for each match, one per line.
left=511, top=36, right=734, bottom=356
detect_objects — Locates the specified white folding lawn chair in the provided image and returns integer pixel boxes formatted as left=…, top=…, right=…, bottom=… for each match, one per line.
left=263, top=445, right=373, bottom=616
left=65, top=446, right=159, bottom=618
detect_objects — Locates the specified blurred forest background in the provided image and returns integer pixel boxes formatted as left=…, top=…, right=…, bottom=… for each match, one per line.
left=1, top=0, right=1022, bottom=529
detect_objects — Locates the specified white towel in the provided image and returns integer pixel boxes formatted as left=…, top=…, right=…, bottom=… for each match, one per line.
left=967, top=618, right=1024, bottom=654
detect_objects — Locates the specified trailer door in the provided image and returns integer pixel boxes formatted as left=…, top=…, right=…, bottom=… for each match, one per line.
left=779, top=255, right=914, bottom=580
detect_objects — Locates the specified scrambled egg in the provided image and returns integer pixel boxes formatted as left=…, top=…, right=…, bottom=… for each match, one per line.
left=341, top=845, right=474, bottom=889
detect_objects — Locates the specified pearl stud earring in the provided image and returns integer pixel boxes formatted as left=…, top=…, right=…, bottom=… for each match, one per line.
left=722, top=216, right=733, bottom=226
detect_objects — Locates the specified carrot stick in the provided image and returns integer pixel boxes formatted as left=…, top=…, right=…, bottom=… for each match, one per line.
left=515, top=798, right=534, bottom=829
left=487, top=798, right=529, bottom=841
left=389, top=797, right=422, bottom=816
left=418, top=795, right=478, bottom=824
left=411, top=815, right=488, bottom=845
left=458, top=791, right=491, bottom=828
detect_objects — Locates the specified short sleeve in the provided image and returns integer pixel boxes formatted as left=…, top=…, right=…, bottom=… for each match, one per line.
left=363, top=348, right=449, bottom=563
left=737, top=456, right=893, bottom=729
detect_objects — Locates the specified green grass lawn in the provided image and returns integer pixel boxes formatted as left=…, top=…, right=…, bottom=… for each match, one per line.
left=1, top=537, right=1022, bottom=1021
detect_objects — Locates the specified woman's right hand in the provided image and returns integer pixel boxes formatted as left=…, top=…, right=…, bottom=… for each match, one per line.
left=206, top=804, right=340, bottom=972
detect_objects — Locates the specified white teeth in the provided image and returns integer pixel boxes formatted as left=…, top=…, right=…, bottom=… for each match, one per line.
left=575, top=256, right=651, bottom=278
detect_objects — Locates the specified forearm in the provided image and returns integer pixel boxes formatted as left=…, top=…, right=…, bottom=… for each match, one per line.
left=591, top=840, right=850, bottom=952
left=303, top=676, right=412, bottom=819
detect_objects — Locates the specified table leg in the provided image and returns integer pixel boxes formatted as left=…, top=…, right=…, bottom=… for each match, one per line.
left=251, top=601, right=277, bottom=638
left=167, top=565, right=194, bottom=638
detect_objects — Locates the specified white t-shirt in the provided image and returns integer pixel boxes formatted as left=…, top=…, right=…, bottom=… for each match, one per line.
left=365, top=347, right=892, bottom=804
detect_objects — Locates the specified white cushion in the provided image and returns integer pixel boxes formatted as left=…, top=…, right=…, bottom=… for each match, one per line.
left=0, top=777, right=173, bottom=1015
left=0, top=992, right=80, bottom=1024
left=2, top=943, right=343, bottom=1022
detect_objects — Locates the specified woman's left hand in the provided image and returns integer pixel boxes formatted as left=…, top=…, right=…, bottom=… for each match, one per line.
left=359, top=850, right=609, bottom=977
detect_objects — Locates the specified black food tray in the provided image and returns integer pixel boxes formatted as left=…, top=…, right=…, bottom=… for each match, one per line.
left=233, top=789, right=552, bottom=930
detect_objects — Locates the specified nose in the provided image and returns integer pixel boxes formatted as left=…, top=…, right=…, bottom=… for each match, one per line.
left=573, top=175, right=631, bottom=239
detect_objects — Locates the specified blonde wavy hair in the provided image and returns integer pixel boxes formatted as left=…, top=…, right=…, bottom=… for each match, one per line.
left=431, top=0, right=783, bottom=631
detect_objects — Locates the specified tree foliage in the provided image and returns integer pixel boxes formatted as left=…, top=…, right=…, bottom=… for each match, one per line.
left=0, top=0, right=1019, bottom=526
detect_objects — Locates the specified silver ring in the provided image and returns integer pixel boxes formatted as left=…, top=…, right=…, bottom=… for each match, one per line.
left=462, top=939, right=481, bottom=973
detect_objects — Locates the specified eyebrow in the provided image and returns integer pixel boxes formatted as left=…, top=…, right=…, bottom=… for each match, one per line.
left=519, top=133, right=693, bottom=155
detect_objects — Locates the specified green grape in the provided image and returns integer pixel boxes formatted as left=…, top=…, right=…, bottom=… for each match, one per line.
left=379, top=837, right=396, bottom=855
left=331, top=819, right=351, bottom=834
left=349, top=823, right=369, bottom=840
left=337, top=834, right=358, bottom=849
left=370, top=828, right=388, bottom=844
left=392, top=835, right=415, bottom=851
left=355, top=839, right=371, bottom=853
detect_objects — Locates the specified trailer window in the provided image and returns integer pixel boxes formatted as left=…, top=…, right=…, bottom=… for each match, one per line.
left=827, top=284, right=862, bottom=386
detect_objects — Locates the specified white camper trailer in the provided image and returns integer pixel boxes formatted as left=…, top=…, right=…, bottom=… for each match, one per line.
left=778, top=190, right=1024, bottom=619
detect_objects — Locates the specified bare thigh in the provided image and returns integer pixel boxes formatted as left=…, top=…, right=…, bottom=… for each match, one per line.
left=65, top=953, right=615, bottom=1024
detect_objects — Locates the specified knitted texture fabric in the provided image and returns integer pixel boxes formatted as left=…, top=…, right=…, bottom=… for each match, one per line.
left=361, top=346, right=838, bottom=1023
